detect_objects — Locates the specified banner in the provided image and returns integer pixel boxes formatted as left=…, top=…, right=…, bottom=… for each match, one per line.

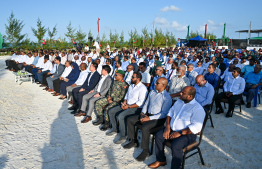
left=97, top=18, right=101, bottom=46
left=223, top=23, right=226, bottom=43
left=41, top=39, right=46, bottom=45
left=186, top=25, right=190, bottom=42
left=0, top=32, right=3, bottom=49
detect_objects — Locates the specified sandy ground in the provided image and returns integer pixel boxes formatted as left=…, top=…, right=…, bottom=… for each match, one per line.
left=0, top=55, right=262, bottom=169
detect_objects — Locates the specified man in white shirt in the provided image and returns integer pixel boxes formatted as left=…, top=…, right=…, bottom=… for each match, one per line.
left=5, top=50, right=16, bottom=69
left=165, top=58, right=173, bottom=72
left=60, top=52, right=67, bottom=65
left=215, top=67, right=245, bottom=117
left=148, top=86, right=205, bottom=169
left=139, top=62, right=151, bottom=87
left=121, top=56, right=130, bottom=71
left=91, top=50, right=98, bottom=60
left=38, top=55, right=53, bottom=84
left=13, top=51, right=27, bottom=72
left=124, top=65, right=133, bottom=85
left=105, top=58, right=113, bottom=76
left=96, top=59, right=103, bottom=74
left=106, top=43, right=110, bottom=52
left=93, top=40, right=100, bottom=55
left=123, top=77, right=172, bottom=161
left=66, top=63, right=89, bottom=103
left=137, top=54, right=144, bottom=66
left=107, top=72, right=148, bottom=144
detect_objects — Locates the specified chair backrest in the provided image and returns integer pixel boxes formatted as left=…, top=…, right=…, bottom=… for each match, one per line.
left=197, top=112, right=209, bottom=146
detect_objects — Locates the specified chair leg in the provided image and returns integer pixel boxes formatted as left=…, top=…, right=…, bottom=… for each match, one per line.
left=182, top=153, right=186, bottom=169
left=209, top=114, right=214, bottom=128
left=197, top=147, right=205, bottom=165
left=239, top=104, right=242, bottom=113
left=150, top=134, right=155, bottom=156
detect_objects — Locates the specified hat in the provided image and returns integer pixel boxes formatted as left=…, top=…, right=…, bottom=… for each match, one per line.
left=116, top=70, right=125, bottom=75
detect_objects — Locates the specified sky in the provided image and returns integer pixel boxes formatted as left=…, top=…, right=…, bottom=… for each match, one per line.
left=1, top=0, right=262, bottom=42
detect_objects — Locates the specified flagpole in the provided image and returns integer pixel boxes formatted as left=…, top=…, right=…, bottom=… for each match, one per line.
left=248, top=21, right=251, bottom=46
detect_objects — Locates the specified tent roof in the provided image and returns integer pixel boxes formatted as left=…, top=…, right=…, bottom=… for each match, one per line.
left=250, top=37, right=262, bottom=40
left=236, top=29, right=262, bottom=33
left=189, top=35, right=207, bottom=41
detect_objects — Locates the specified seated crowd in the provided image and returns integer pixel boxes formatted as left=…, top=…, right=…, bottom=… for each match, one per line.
left=5, top=46, right=262, bottom=169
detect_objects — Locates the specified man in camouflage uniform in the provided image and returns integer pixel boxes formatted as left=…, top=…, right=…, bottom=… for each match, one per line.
left=93, top=70, right=129, bottom=130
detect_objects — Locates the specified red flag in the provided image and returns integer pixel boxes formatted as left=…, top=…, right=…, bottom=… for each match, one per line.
left=97, top=18, right=101, bottom=46
left=204, top=24, right=207, bottom=39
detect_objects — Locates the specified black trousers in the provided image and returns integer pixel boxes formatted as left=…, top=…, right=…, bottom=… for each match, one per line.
left=155, top=127, right=196, bottom=169
left=5, top=60, right=11, bottom=67
left=8, top=61, right=16, bottom=70
left=127, top=114, right=166, bottom=150
left=27, top=65, right=34, bottom=73
left=14, top=63, right=24, bottom=72
left=72, top=87, right=90, bottom=109
left=53, top=79, right=63, bottom=93
left=215, top=92, right=241, bottom=112
left=42, top=73, right=52, bottom=86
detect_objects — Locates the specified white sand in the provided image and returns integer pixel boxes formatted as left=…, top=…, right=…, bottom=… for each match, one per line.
left=0, top=55, right=262, bottom=169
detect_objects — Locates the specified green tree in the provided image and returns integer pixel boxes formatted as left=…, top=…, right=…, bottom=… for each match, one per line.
left=31, top=18, right=47, bottom=44
left=154, top=28, right=165, bottom=47
left=48, top=24, right=57, bottom=40
left=5, top=11, right=26, bottom=47
left=64, top=21, right=76, bottom=42
left=188, top=30, right=203, bottom=39
left=75, top=26, right=87, bottom=44
left=206, top=32, right=217, bottom=40
left=120, top=31, right=124, bottom=42
left=141, top=26, right=151, bottom=47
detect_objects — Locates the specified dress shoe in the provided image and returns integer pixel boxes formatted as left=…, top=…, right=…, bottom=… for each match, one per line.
left=136, top=149, right=149, bottom=161
left=74, top=111, right=86, bottom=117
left=81, top=116, right=92, bottom=123
left=114, top=136, right=126, bottom=144
left=10, top=69, right=15, bottom=71
left=100, top=122, right=110, bottom=131
left=246, top=102, right=251, bottom=108
left=93, top=116, right=103, bottom=126
left=148, top=161, right=167, bottom=168
left=226, top=111, right=232, bottom=118
left=44, top=87, right=49, bottom=90
left=5, top=67, right=9, bottom=69
left=105, top=128, right=117, bottom=136
left=53, top=93, right=60, bottom=96
left=59, top=96, right=67, bottom=100
left=48, top=89, right=54, bottom=92
left=215, top=108, right=224, bottom=114
left=68, top=106, right=77, bottom=110
left=68, top=100, right=73, bottom=105
left=71, top=109, right=80, bottom=114
left=123, top=140, right=139, bottom=149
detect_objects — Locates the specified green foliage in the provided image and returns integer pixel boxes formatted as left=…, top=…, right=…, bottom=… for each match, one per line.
left=31, top=18, right=47, bottom=44
left=188, top=30, right=203, bottom=39
left=5, top=11, right=26, bottom=48
left=48, top=25, right=57, bottom=40
left=75, top=26, right=87, bottom=44
left=206, top=32, right=217, bottom=40
left=64, top=21, right=76, bottom=42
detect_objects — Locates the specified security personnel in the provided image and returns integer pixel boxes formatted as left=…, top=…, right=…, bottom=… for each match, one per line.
left=94, top=70, right=129, bottom=130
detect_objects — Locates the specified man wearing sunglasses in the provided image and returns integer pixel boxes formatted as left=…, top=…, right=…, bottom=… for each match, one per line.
left=150, top=66, right=165, bottom=91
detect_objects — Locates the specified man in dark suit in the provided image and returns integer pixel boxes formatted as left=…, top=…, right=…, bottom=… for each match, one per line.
left=46, top=57, right=65, bottom=92
left=75, top=65, right=113, bottom=123
left=69, top=62, right=101, bottom=113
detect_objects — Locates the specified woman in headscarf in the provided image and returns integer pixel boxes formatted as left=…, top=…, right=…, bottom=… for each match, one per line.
left=150, top=56, right=162, bottom=77
left=57, top=62, right=80, bottom=99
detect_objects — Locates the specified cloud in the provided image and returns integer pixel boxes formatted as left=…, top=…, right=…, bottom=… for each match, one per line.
left=154, top=17, right=187, bottom=32
left=160, top=5, right=181, bottom=12
left=198, top=20, right=224, bottom=32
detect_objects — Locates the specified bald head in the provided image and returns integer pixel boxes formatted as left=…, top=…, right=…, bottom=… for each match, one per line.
left=155, top=77, right=168, bottom=92
left=196, top=75, right=206, bottom=87
left=184, top=86, right=196, bottom=98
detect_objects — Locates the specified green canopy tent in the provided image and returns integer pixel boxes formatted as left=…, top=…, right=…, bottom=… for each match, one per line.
left=0, top=32, right=3, bottom=49
left=250, top=37, right=262, bottom=40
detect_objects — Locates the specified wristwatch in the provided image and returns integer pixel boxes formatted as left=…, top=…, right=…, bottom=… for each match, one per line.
left=178, top=130, right=183, bottom=135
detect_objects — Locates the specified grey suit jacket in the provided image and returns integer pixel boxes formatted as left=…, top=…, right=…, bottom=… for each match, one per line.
left=94, top=75, right=113, bottom=97
left=53, top=64, right=65, bottom=79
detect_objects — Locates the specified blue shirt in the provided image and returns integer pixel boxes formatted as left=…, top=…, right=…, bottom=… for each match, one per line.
left=50, top=64, right=57, bottom=74
left=241, top=65, right=255, bottom=78
left=142, top=89, right=172, bottom=120
left=32, top=56, right=39, bottom=66
left=194, top=82, right=214, bottom=106
left=204, top=72, right=219, bottom=88
left=244, top=71, right=262, bottom=85
left=121, top=60, right=130, bottom=71
left=150, top=74, right=166, bottom=91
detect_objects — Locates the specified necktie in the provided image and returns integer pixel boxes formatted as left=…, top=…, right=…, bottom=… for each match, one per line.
left=124, top=72, right=129, bottom=81
left=186, top=71, right=189, bottom=77
left=168, top=70, right=174, bottom=80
